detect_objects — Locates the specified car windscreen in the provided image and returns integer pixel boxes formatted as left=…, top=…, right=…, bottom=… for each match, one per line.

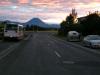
left=6, top=24, right=17, bottom=30
left=89, top=36, right=100, bottom=40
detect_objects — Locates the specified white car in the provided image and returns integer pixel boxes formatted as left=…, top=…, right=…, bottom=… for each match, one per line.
left=83, top=35, right=100, bottom=48
left=67, top=31, right=80, bottom=42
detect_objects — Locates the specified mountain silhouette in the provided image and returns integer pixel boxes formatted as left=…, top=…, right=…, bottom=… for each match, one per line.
left=25, top=18, right=50, bottom=28
left=1, top=18, right=60, bottom=29
left=25, top=18, right=60, bottom=29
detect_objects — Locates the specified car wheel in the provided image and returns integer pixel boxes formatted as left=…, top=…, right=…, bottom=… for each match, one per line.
left=82, top=41, right=87, bottom=47
left=89, top=43, right=93, bottom=48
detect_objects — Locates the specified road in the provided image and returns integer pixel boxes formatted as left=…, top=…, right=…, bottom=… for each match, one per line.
left=0, top=31, right=100, bottom=75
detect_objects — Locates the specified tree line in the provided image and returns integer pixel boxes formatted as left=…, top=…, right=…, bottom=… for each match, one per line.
left=58, top=9, right=100, bottom=36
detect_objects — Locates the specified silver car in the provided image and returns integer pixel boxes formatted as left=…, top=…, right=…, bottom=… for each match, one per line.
left=83, top=35, right=100, bottom=48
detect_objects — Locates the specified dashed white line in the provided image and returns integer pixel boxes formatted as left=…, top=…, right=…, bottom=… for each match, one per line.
left=47, top=43, right=50, bottom=46
left=24, top=35, right=31, bottom=40
left=54, top=51, right=62, bottom=58
left=63, top=61, right=75, bottom=64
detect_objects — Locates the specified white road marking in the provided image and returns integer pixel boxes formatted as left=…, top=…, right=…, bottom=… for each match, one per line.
left=24, top=35, right=31, bottom=40
left=48, top=44, right=50, bottom=46
left=0, top=43, right=20, bottom=60
left=54, top=51, right=62, bottom=58
left=63, top=61, right=75, bottom=64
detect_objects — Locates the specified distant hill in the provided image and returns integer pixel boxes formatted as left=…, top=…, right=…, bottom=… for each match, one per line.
left=0, top=18, right=60, bottom=29
left=24, top=18, right=60, bottom=29
left=0, top=20, right=23, bottom=25
left=48, top=24, right=60, bottom=29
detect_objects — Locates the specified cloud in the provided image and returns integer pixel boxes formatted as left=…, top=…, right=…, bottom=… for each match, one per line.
left=0, top=0, right=100, bottom=23
left=18, top=0, right=29, bottom=4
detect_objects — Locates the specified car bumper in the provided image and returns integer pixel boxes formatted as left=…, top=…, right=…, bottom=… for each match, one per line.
left=92, top=45, right=100, bottom=48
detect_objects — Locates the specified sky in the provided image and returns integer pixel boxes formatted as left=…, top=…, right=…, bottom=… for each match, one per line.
left=0, top=0, right=100, bottom=24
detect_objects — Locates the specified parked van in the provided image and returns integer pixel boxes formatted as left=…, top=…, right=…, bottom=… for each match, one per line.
left=4, top=23, right=24, bottom=40
left=67, top=31, right=80, bottom=41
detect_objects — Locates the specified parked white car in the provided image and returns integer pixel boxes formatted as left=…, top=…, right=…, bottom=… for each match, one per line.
left=67, top=31, right=80, bottom=42
left=83, top=35, right=100, bottom=48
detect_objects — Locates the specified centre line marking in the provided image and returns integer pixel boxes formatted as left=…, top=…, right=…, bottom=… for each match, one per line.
left=54, top=51, right=61, bottom=58
left=63, top=61, right=75, bottom=64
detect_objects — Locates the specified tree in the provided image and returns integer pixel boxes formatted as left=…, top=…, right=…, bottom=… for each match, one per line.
left=80, top=12, right=100, bottom=35
left=66, top=9, right=78, bottom=25
left=58, top=21, right=67, bottom=36
left=58, top=9, right=79, bottom=36
left=66, top=14, right=75, bottom=26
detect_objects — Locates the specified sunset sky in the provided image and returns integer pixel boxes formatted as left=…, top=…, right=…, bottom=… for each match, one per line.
left=0, top=0, right=100, bottom=24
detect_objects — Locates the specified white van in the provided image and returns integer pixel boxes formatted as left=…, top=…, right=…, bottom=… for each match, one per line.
left=67, top=31, right=80, bottom=41
left=4, top=23, right=24, bottom=40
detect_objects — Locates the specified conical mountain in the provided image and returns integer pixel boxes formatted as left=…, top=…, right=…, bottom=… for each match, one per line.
left=25, top=18, right=50, bottom=28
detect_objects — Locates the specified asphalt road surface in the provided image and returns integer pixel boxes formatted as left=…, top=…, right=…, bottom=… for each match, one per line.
left=0, top=31, right=100, bottom=75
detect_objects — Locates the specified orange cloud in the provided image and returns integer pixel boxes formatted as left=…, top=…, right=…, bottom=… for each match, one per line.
left=18, top=0, right=29, bottom=4
left=32, top=0, right=61, bottom=8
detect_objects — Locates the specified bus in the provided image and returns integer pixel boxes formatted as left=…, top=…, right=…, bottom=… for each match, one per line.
left=4, top=23, right=24, bottom=40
